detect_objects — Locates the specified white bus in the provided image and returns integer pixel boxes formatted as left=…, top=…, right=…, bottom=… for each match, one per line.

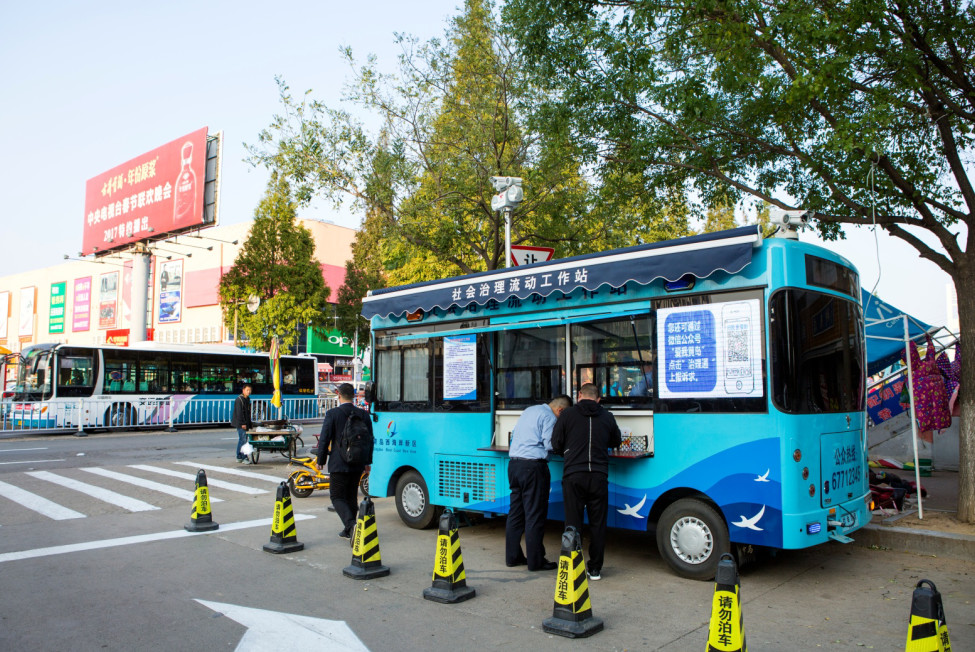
left=3, top=342, right=318, bottom=430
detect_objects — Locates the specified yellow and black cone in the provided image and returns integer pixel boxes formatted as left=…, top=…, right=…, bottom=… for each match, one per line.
left=262, top=481, right=304, bottom=554
left=706, top=553, right=746, bottom=652
left=423, top=509, right=476, bottom=604
left=542, top=526, right=603, bottom=638
left=184, top=469, right=218, bottom=532
left=343, top=497, right=389, bottom=579
left=906, top=579, right=952, bottom=652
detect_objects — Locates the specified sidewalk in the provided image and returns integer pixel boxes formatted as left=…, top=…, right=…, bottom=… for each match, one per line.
left=853, top=469, right=975, bottom=561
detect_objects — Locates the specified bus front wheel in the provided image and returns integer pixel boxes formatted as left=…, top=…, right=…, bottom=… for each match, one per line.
left=656, top=498, right=730, bottom=581
left=395, top=470, right=437, bottom=529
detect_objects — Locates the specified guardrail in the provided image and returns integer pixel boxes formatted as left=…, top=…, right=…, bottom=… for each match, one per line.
left=0, top=395, right=339, bottom=434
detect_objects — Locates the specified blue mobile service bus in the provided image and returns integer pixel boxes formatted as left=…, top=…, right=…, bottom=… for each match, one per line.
left=361, top=225, right=869, bottom=579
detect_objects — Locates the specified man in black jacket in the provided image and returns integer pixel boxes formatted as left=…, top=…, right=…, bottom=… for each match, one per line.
left=230, top=385, right=253, bottom=464
left=551, top=383, right=622, bottom=580
left=316, top=383, right=373, bottom=540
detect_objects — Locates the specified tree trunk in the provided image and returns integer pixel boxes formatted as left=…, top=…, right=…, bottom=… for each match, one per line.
left=956, top=264, right=975, bottom=522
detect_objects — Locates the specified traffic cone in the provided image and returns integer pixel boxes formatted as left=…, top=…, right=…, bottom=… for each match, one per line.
left=343, top=497, right=389, bottom=579
left=706, top=553, right=746, bottom=652
left=423, top=509, right=476, bottom=604
left=184, top=469, right=218, bottom=532
left=262, top=481, right=304, bottom=554
left=542, top=526, right=603, bottom=638
left=906, top=579, right=952, bottom=652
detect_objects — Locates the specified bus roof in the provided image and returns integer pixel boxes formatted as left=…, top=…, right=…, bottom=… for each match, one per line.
left=362, top=225, right=763, bottom=319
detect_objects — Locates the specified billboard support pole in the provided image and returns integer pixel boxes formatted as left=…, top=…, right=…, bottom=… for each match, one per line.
left=130, top=245, right=151, bottom=344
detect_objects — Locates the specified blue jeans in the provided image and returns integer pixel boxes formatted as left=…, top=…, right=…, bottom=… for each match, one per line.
left=236, top=427, right=248, bottom=460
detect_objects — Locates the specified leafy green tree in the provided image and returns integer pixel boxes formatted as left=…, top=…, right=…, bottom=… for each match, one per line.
left=505, top=0, right=975, bottom=520
left=218, top=174, right=331, bottom=353
left=246, top=0, right=682, bottom=289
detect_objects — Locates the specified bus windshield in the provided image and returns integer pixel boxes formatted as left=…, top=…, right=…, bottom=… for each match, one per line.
left=15, top=347, right=54, bottom=401
left=769, top=289, right=865, bottom=413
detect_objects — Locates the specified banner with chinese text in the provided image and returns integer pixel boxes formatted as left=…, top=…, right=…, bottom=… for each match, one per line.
left=49, top=282, right=66, bottom=334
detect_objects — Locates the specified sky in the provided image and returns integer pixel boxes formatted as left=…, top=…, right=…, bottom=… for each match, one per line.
left=0, top=1, right=959, bottom=329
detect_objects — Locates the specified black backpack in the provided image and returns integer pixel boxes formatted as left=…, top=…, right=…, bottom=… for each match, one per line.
left=339, top=408, right=373, bottom=465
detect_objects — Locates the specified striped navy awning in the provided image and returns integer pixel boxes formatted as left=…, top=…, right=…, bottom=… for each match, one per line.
left=362, top=225, right=762, bottom=320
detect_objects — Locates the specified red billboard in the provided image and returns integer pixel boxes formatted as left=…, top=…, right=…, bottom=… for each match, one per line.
left=83, top=127, right=208, bottom=255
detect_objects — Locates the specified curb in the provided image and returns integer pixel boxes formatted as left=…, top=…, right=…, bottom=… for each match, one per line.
left=852, top=522, right=975, bottom=561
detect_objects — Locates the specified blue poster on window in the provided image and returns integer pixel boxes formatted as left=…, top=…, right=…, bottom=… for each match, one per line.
left=657, top=299, right=763, bottom=399
left=444, top=334, right=477, bottom=400
left=661, top=309, right=717, bottom=394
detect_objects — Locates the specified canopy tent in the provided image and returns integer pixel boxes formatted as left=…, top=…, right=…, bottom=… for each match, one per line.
left=862, top=290, right=933, bottom=376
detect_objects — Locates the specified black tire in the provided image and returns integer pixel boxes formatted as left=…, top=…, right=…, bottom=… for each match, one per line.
left=287, top=472, right=315, bottom=498
left=395, top=470, right=437, bottom=529
left=655, top=498, right=730, bottom=581
left=284, top=436, right=303, bottom=460
left=250, top=449, right=260, bottom=464
left=359, top=470, right=370, bottom=497
left=105, top=404, right=133, bottom=428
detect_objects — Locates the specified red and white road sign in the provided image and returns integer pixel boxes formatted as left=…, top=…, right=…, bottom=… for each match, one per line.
left=510, top=245, right=555, bottom=266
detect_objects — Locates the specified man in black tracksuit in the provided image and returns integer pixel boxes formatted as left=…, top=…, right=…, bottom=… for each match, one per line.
left=551, top=382, right=622, bottom=580
left=316, top=383, right=373, bottom=540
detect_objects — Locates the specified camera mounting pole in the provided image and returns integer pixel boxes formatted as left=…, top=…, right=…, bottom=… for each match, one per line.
left=489, top=177, right=524, bottom=268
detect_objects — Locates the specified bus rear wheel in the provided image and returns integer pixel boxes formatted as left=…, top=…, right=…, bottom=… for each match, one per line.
left=656, top=498, right=730, bottom=581
left=106, top=404, right=134, bottom=428
left=395, top=470, right=437, bottom=529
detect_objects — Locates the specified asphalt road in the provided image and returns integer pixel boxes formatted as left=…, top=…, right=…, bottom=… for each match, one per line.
left=0, top=426, right=972, bottom=651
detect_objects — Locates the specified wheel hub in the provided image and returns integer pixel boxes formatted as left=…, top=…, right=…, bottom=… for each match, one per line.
left=402, top=482, right=425, bottom=517
left=670, top=515, right=713, bottom=564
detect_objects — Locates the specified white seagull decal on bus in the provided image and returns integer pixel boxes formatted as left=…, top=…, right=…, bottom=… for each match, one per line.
left=732, top=505, right=765, bottom=531
left=617, top=495, right=647, bottom=518
left=754, top=469, right=770, bottom=482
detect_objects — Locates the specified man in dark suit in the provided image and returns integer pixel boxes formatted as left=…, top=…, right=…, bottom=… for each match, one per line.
left=230, top=385, right=253, bottom=464
left=315, top=383, right=373, bottom=540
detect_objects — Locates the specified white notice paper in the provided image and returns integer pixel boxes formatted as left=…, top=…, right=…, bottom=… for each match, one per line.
left=443, top=335, right=477, bottom=401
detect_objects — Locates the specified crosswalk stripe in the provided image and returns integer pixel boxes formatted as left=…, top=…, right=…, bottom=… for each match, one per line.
left=0, top=479, right=86, bottom=520
left=79, top=467, right=224, bottom=503
left=0, top=515, right=317, bottom=564
left=128, top=465, right=267, bottom=495
left=175, top=462, right=285, bottom=484
left=26, top=471, right=160, bottom=512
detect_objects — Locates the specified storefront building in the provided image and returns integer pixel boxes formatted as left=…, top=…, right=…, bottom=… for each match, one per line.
left=0, top=219, right=356, bottom=386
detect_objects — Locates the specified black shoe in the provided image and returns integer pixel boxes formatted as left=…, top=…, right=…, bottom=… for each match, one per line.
left=530, top=559, right=558, bottom=571
left=505, top=557, right=528, bottom=567
left=338, top=529, right=351, bottom=540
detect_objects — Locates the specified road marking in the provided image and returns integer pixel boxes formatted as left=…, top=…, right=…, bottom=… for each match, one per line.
left=0, top=514, right=316, bottom=564
left=0, top=447, right=49, bottom=453
left=26, top=471, right=160, bottom=512
left=0, top=479, right=86, bottom=520
left=0, top=459, right=66, bottom=465
left=196, top=600, right=368, bottom=651
left=80, top=467, right=223, bottom=503
left=128, top=465, right=267, bottom=495
left=175, top=462, right=285, bottom=484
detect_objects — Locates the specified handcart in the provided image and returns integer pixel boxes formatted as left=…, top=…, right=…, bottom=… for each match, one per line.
left=246, top=419, right=304, bottom=464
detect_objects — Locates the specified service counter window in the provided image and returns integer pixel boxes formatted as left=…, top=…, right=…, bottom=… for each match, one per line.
left=432, top=334, right=491, bottom=412
left=496, top=325, right=566, bottom=409
left=572, top=315, right=654, bottom=408
left=375, top=339, right=432, bottom=411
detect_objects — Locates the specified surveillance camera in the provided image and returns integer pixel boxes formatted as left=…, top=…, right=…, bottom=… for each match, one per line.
left=771, top=208, right=814, bottom=227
